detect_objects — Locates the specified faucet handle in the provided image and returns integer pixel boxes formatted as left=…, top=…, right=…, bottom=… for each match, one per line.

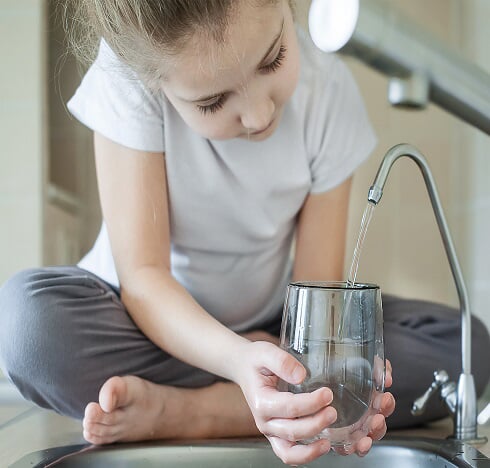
left=411, top=369, right=449, bottom=416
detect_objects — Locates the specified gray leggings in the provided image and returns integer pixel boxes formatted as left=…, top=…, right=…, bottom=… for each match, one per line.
left=0, top=266, right=489, bottom=429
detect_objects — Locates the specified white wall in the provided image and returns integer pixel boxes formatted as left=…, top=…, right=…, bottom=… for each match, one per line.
left=0, top=1, right=47, bottom=280
left=0, top=0, right=99, bottom=285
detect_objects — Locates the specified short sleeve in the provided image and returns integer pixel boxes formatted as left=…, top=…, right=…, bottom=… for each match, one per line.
left=67, top=40, right=165, bottom=152
left=305, top=55, right=377, bottom=193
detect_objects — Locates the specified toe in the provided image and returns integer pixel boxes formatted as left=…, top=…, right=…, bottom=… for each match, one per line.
left=99, top=376, right=129, bottom=413
left=84, top=402, right=115, bottom=425
left=83, top=427, right=117, bottom=445
left=83, top=418, right=121, bottom=445
left=84, top=402, right=104, bottom=422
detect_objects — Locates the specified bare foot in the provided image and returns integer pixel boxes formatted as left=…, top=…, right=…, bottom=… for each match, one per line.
left=83, top=375, right=258, bottom=445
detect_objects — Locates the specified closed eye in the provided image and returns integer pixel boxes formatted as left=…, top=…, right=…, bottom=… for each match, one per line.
left=197, top=95, right=227, bottom=115
left=196, top=45, right=286, bottom=115
left=260, top=45, right=287, bottom=74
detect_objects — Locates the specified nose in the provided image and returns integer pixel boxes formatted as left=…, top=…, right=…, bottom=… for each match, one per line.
left=240, top=91, right=275, bottom=133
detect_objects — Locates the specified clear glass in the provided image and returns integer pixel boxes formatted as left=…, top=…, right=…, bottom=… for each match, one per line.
left=278, top=281, right=385, bottom=448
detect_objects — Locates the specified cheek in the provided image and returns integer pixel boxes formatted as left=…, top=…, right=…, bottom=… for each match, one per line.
left=175, top=105, right=238, bottom=140
left=278, top=70, right=298, bottom=106
left=274, top=45, right=300, bottom=106
left=195, top=116, right=236, bottom=140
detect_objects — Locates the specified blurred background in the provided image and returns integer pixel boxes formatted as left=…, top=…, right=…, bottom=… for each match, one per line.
left=0, top=0, right=489, bottom=338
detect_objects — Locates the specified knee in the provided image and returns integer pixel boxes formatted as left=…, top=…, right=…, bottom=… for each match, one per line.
left=0, top=268, right=88, bottom=417
left=0, top=268, right=46, bottom=373
left=0, top=268, right=56, bottom=383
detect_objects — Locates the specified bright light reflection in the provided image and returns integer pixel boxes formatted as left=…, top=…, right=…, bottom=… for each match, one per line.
left=308, top=0, right=359, bottom=52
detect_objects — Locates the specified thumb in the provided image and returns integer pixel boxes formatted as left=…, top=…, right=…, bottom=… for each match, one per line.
left=260, top=343, right=306, bottom=385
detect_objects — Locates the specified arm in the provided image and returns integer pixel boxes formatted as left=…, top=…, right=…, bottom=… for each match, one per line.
left=94, top=132, right=244, bottom=379
left=293, top=177, right=352, bottom=282
left=94, top=132, right=334, bottom=465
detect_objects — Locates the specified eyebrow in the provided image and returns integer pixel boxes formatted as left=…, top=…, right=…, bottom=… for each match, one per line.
left=188, top=18, right=285, bottom=103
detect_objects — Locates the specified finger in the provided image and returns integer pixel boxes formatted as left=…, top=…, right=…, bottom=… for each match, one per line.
left=355, top=436, right=373, bottom=457
left=257, top=343, right=307, bottom=385
left=265, top=405, right=337, bottom=442
left=268, top=436, right=331, bottom=466
left=257, top=386, right=333, bottom=420
left=378, top=392, right=396, bottom=418
left=367, top=413, right=387, bottom=441
left=385, top=359, right=393, bottom=388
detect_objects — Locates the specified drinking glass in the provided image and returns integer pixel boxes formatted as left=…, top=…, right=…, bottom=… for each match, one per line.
left=278, top=281, right=385, bottom=448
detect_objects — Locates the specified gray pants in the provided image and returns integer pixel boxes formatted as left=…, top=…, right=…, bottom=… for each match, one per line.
left=0, top=266, right=489, bottom=429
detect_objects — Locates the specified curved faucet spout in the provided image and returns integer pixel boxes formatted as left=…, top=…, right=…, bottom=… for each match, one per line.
left=368, top=143, right=480, bottom=441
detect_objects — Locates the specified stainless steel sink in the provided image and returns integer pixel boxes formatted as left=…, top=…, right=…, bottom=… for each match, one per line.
left=10, top=437, right=490, bottom=467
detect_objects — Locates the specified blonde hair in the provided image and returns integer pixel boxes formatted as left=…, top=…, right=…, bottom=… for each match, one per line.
left=65, top=0, right=291, bottom=89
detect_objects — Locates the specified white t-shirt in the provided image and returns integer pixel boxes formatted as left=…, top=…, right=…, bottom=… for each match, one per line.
left=67, top=28, right=376, bottom=332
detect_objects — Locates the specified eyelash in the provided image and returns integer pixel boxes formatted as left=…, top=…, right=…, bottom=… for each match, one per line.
left=197, top=45, right=287, bottom=115
left=261, top=45, right=287, bottom=73
left=197, top=97, right=226, bottom=115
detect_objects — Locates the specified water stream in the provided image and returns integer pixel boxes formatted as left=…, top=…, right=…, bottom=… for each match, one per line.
left=337, top=201, right=377, bottom=339
left=347, top=201, right=377, bottom=286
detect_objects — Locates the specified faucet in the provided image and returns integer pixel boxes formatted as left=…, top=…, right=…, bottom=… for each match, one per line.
left=367, top=143, right=486, bottom=443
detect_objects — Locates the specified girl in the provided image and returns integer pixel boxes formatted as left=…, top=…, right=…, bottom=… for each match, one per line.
left=0, top=0, right=488, bottom=465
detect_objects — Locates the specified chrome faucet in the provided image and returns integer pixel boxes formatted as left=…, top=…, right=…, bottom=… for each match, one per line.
left=367, top=143, right=486, bottom=443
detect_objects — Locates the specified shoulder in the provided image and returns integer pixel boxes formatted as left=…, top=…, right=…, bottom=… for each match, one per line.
left=67, top=39, right=168, bottom=153
left=90, top=40, right=163, bottom=109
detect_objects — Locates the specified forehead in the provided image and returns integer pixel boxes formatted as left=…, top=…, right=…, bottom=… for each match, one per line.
left=164, top=1, right=284, bottom=95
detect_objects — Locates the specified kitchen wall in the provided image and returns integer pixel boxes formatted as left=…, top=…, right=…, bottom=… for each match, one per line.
left=296, top=1, right=490, bottom=331
left=356, top=0, right=490, bottom=330
left=0, top=1, right=489, bottom=332
left=460, top=0, right=490, bottom=331
left=0, top=0, right=99, bottom=280
left=0, top=1, right=47, bottom=277
left=46, top=0, right=100, bottom=260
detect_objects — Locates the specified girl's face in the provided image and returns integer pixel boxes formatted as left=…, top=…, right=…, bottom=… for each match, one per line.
left=161, top=0, right=300, bottom=141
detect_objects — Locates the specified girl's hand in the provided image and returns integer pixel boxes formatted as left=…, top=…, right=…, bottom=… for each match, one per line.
left=234, top=341, right=395, bottom=465
left=332, top=359, right=395, bottom=457
left=235, top=340, right=334, bottom=465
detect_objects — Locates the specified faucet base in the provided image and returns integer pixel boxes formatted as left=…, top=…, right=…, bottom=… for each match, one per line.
left=455, top=374, right=480, bottom=442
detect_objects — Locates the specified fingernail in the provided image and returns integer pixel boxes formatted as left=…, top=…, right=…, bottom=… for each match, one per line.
left=374, top=418, right=384, bottom=432
left=326, top=407, right=337, bottom=424
left=292, top=366, right=305, bottom=383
